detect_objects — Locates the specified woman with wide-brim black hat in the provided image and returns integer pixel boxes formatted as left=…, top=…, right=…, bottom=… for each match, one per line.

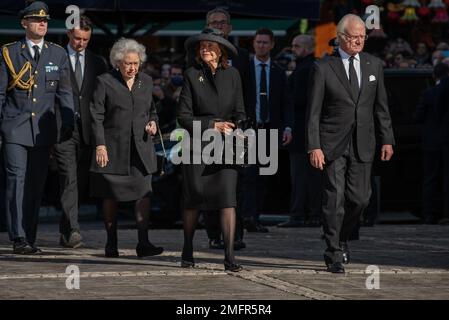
left=177, top=28, right=246, bottom=272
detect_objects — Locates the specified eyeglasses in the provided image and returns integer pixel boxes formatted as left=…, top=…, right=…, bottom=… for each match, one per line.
left=208, top=20, right=229, bottom=27
left=339, top=32, right=368, bottom=42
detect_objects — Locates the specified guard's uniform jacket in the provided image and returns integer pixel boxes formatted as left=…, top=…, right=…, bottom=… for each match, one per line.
left=0, top=39, right=74, bottom=146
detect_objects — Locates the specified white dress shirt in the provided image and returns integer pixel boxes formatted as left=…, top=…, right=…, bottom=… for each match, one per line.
left=338, top=47, right=361, bottom=88
left=254, top=56, right=271, bottom=123
left=26, top=38, right=44, bottom=59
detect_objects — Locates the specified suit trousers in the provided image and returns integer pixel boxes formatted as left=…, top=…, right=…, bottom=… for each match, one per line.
left=53, top=120, right=91, bottom=236
left=422, top=149, right=444, bottom=220
left=322, top=138, right=372, bottom=264
left=289, top=151, right=322, bottom=220
left=443, top=146, right=449, bottom=219
left=3, top=143, right=50, bottom=244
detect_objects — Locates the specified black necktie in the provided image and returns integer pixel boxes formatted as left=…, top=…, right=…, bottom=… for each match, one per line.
left=259, top=63, right=268, bottom=123
left=74, top=52, right=83, bottom=90
left=349, top=56, right=359, bottom=100
left=33, top=45, right=40, bottom=63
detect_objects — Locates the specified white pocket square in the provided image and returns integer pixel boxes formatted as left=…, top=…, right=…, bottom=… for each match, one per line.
left=369, top=75, right=376, bottom=82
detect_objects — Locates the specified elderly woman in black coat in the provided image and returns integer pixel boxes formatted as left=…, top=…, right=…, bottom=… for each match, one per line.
left=90, top=38, right=163, bottom=258
left=177, top=28, right=246, bottom=272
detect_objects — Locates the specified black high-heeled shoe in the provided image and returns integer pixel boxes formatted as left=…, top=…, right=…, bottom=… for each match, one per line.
left=136, top=243, right=164, bottom=257
left=224, top=260, right=243, bottom=272
left=105, top=245, right=119, bottom=258
left=181, top=251, right=195, bottom=268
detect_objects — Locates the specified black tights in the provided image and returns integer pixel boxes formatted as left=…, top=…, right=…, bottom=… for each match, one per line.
left=182, top=207, right=237, bottom=263
left=103, top=197, right=151, bottom=247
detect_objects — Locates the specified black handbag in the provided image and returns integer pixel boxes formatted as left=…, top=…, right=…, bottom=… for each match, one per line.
left=222, top=118, right=255, bottom=167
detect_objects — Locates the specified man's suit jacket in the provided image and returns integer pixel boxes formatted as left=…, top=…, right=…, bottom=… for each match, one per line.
left=288, top=54, right=316, bottom=153
left=0, top=39, right=74, bottom=146
left=415, top=84, right=443, bottom=151
left=306, top=51, right=395, bottom=162
left=246, top=58, right=293, bottom=140
left=66, top=48, right=108, bottom=145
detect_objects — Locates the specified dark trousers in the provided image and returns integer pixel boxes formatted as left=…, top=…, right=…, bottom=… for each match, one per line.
left=422, top=149, right=444, bottom=220
left=289, top=151, right=322, bottom=221
left=53, top=121, right=90, bottom=236
left=322, top=139, right=372, bottom=264
left=242, top=163, right=269, bottom=221
left=443, top=146, right=449, bottom=219
left=0, top=141, right=6, bottom=231
left=3, top=143, right=50, bottom=244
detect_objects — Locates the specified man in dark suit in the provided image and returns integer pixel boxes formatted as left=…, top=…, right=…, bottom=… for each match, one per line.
left=53, top=15, right=108, bottom=248
left=415, top=63, right=449, bottom=224
left=306, top=14, right=395, bottom=273
left=243, top=28, right=293, bottom=232
left=203, top=7, right=250, bottom=249
left=278, top=34, right=322, bottom=228
left=0, top=1, right=74, bottom=254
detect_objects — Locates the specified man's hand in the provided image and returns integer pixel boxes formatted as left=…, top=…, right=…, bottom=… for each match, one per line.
left=145, top=121, right=157, bottom=136
left=309, top=148, right=325, bottom=170
left=282, top=129, right=292, bottom=146
left=380, top=144, right=394, bottom=161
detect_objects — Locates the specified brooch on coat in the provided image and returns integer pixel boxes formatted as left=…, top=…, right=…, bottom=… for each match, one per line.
left=198, top=75, right=204, bottom=83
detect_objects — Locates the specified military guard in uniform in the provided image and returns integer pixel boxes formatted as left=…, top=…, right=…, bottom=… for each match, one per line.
left=0, top=1, right=74, bottom=254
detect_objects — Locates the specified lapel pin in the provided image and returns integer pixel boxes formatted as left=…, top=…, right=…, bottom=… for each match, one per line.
left=198, top=75, right=204, bottom=83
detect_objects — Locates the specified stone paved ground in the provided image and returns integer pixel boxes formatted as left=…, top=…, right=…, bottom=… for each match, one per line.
left=1, top=221, right=448, bottom=300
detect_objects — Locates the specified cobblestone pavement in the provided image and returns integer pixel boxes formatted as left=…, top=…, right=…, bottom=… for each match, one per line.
left=1, top=222, right=448, bottom=300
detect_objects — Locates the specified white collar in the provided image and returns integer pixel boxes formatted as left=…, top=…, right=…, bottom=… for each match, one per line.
left=67, top=44, right=85, bottom=57
left=338, top=47, right=360, bottom=61
left=26, top=38, right=44, bottom=51
left=254, top=56, right=271, bottom=67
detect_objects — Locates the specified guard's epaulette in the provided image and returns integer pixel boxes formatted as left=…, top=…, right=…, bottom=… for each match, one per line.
left=1, top=41, right=17, bottom=49
left=47, top=41, right=64, bottom=49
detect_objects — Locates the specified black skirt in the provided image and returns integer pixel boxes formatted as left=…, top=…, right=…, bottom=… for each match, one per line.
left=182, top=163, right=238, bottom=210
left=90, top=137, right=152, bottom=202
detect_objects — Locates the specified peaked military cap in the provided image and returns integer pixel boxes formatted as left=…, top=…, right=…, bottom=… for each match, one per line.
left=20, top=1, right=51, bottom=20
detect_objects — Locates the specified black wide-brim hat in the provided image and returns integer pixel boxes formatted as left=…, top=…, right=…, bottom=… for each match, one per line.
left=184, top=27, right=238, bottom=58
left=20, top=1, right=51, bottom=20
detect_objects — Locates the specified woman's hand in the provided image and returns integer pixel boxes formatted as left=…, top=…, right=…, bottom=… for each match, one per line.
left=145, top=121, right=157, bottom=135
left=214, top=121, right=235, bottom=135
left=96, top=145, right=109, bottom=168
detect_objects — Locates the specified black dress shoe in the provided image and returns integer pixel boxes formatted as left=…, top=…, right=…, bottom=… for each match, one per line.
left=324, top=254, right=333, bottom=267
left=209, top=239, right=224, bottom=250
left=244, top=219, right=269, bottom=233
left=13, top=240, right=38, bottom=255
left=136, top=243, right=164, bottom=257
left=105, top=245, right=119, bottom=258
left=233, top=240, right=246, bottom=251
left=341, top=243, right=350, bottom=264
left=326, top=262, right=345, bottom=273
left=224, top=260, right=243, bottom=272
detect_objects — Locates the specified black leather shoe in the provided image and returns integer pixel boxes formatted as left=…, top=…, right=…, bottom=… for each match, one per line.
left=224, top=260, right=243, bottom=272
left=326, top=262, right=345, bottom=273
left=136, top=243, right=164, bottom=257
left=13, top=239, right=38, bottom=255
left=341, top=243, right=350, bottom=264
left=324, top=254, right=333, bottom=268
left=244, top=219, right=269, bottom=233
left=209, top=239, right=224, bottom=250
left=105, top=245, right=119, bottom=258
left=234, top=240, right=246, bottom=251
